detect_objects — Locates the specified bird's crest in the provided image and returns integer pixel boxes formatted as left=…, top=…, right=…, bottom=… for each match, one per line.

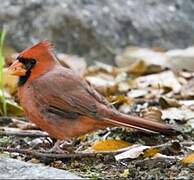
left=18, top=40, right=53, bottom=59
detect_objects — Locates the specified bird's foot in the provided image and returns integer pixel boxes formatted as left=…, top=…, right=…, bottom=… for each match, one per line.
left=49, top=140, right=73, bottom=153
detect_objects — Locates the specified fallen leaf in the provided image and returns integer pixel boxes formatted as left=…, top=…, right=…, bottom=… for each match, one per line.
left=125, top=60, right=146, bottom=76
left=159, top=96, right=181, bottom=109
left=119, top=103, right=132, bottom=114
left=0, top=91, right=23, bottom=116
left=144, top=64, right=163, bottom=74
left=143, top=147, right=160, bottom=158
left=162, top=107, right=194, bottom=122
left=120, top=169, right=129, bottom=178
left=115, top=144, right=150, bottom=160
left=181, top=78, right=194, bottom=98
left=107, top=95, right=129, bottom=105
left=115, top=46, right=166, bottom=68
left=154, top=153, right=180, bottom=160
left=115, top=72, right=135, bottom=92
left=181, top=153, right=194, bottom=164
left=141, top=107, right=162, bottom=122
left=86, top=62, right=118, bottom=76
left=186, top=144, right=194, bottom=151
left=95, top=62, right=118, bottom=75
left=180, top=100, right=194, bottom=107
left=179, top=71, right=194, bottom=79
left=116, top=46, right=194, bottom=71
left=166, top=46, right=194, bottom=71
left=85, top=74, right=115, bottom=88
left=127, top=89, right=148, bottom=98
left=91, top=139, right=129, bottom=152
left=117, top=82, right=130, bottom=92
left=136, top=71, right=181, bottom=93
left=115, top=72, right=128, bottom=83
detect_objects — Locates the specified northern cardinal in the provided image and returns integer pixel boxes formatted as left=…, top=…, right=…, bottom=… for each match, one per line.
left=8, top=41, right=176, bottom=141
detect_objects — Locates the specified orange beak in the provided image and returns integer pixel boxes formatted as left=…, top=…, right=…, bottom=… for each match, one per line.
left=8, top=60, right=26, bottom=76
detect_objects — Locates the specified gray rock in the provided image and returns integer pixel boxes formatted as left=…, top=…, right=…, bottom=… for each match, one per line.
left=0, top=157, right=81, bottom=179
left=1, top=0, right=194, bottom=64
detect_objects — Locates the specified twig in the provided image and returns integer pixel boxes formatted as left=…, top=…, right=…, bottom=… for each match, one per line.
left=0, top=141, right=192, bottom=160
left=0, top=147, right=118, bottom=159
left=0, top=127, right=48, bottom=137
left=0, top=116, right=28, bottom=126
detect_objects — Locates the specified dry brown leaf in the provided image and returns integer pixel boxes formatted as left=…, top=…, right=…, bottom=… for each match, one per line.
left=159, top=96, right=181, bottom=109
left=141, top=107, right=162, bottom=122
left=107, top=95, right=128, bottom=105
left=116, top=46, right=194, bottom=71
left=181, top=153, right=194, bottom=164
left=85, top=73, right=117, bottom=95
left=124, top=60, right=146, bottom=76
left=97, top=84, right=118, bottom=96
left=86, top=62, right=118, bottom=76
left=144, top=64, right=163, bottom=74
left=91, top=139, right=129, bottom=152
left=85, top=74, right=115, bottom=88
left=181, top=78, right=194, bottom=98
left=115, top=46, right=166, bottom=68
left=95, top=62, right=118, bottom=75
left=136, top=71, right=181, bottom=93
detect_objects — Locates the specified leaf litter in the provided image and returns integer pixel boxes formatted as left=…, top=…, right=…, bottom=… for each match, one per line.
left=1, top=47, right=194, bottom=179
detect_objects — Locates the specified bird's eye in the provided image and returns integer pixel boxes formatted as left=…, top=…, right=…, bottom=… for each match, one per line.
left=31, top=59, right=36, bottom=64
left=18, top=57, right=25, bottom=63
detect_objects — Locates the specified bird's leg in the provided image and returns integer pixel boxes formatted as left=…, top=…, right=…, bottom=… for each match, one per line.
left=49, top=140, right=63, bottom=153
left=49, top=139, right=74, bottom=153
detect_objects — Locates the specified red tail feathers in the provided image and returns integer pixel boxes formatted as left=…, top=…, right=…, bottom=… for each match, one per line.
left=104, top=111, right=176, bottom=134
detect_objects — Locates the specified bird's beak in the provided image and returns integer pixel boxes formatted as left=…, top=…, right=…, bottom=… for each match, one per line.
left=8, top=60, right=26, bottom=76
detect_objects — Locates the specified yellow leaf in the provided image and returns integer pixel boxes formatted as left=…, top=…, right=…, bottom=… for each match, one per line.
left=3, top=68, right=17, bottom=94
left=143, top=147, right=160, bottom=158
left=126, top=60, right=146, bottom=75
left=181, top=153, right=194, bottom=164
left=91, top=139, right=129, bottom=151
left=120, top=169, right=129, bottom=178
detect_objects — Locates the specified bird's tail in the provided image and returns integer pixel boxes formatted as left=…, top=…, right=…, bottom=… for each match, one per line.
left=103, top=111, right=176, bottom=134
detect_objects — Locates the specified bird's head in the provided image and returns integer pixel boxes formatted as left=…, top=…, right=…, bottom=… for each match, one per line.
left=8, top=40, right=57, bottom=86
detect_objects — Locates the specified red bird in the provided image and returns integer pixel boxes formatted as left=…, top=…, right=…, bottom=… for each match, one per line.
left=9, top=41, right=176, bottom=141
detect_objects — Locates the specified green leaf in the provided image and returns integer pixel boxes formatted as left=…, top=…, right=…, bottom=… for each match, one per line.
left=0, top=28, right=7, bottom=115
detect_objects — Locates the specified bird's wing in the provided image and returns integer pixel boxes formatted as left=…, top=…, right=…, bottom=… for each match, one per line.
left=31, top=67, right=110, bottom=119
left=30, top=66, right=176, bottom=134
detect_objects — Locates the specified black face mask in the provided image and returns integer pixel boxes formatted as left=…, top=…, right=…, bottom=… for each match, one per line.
left=17, top=57, right=36, bottom=86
